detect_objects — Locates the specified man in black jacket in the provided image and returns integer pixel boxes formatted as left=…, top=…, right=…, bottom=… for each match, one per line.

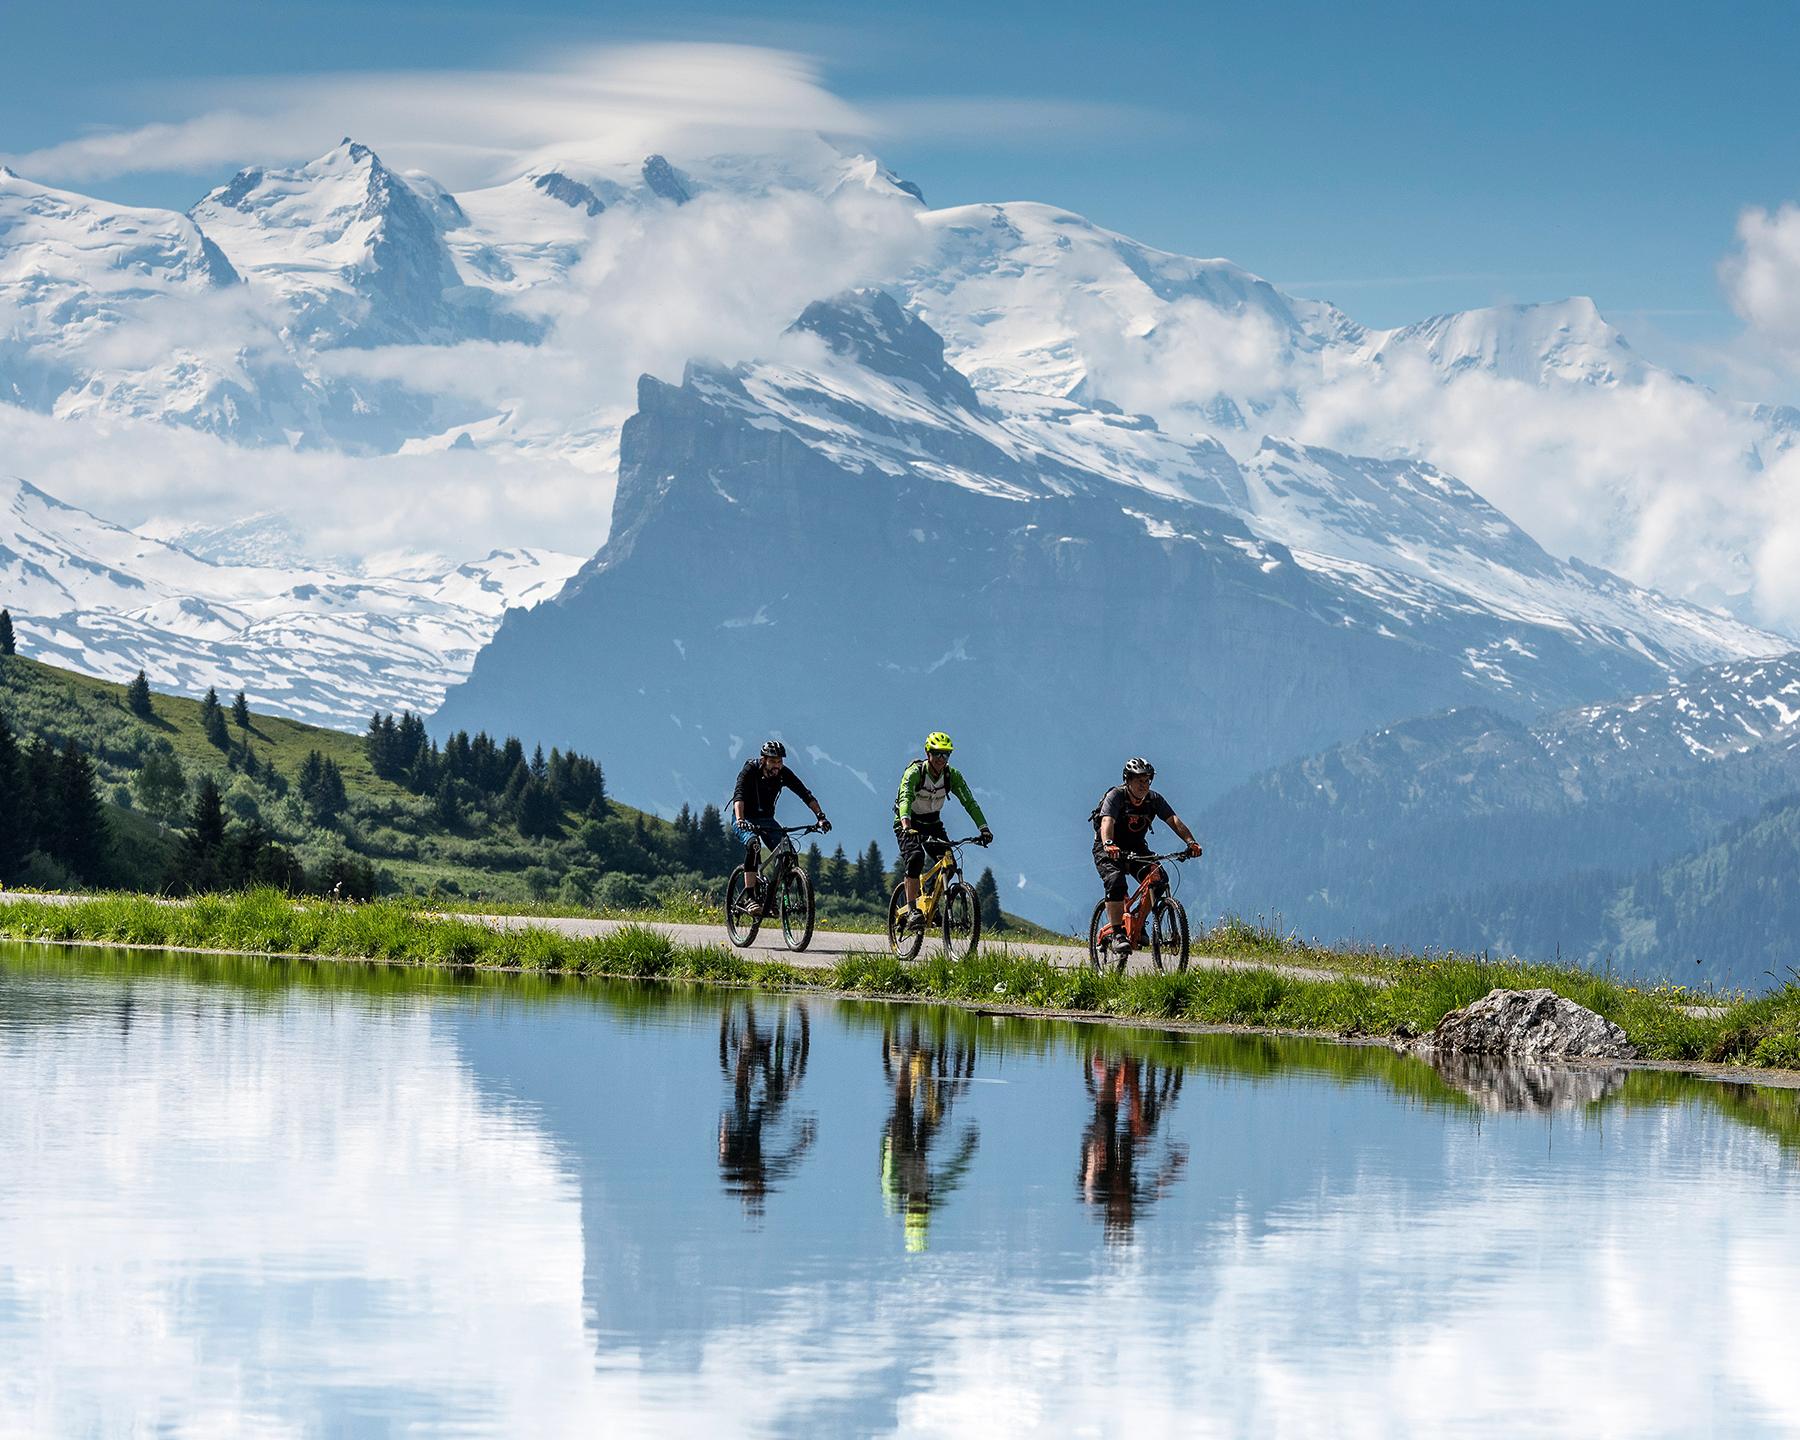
left=732, top=740, right=829, bottom=911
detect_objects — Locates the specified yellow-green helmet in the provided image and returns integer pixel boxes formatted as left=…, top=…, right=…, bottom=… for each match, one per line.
left=924, top=731, right=954, bottom=754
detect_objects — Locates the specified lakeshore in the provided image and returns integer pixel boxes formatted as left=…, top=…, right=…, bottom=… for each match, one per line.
left=3, top=889, right=1797, bottom=1080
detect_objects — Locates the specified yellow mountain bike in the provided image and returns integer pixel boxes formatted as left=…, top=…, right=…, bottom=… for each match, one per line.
left=886, top=835, right=986, bottom=962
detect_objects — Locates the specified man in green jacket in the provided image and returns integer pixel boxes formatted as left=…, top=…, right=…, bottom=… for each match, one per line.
left=894, top=731, right=993, bottom=930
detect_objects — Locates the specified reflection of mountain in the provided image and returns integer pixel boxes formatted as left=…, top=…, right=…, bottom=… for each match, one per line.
left=9, top=951, right=1800, bottom=1436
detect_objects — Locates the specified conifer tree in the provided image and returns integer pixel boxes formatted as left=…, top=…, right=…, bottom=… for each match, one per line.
left=0, top=716, right=23, bottom=880
left=199, top=687, right=229, bottom=748
left=804, top=842, right=823, bottom=889
left=698, top=804, right=730, bottom=873
left=181, top=777, right=227, bottom=890
left=975, top=867, right=1004, bottom=932
left=861, top=840, right=886, bottom=899
left=0, top=608, right=14, bottom=656
left=126, top=670, right=154, bottom=718
left=232, top=690, right=251, bottom=728
left=824, top=844, right=850, bottom=896
left=56, top=742, right=107, bottom=881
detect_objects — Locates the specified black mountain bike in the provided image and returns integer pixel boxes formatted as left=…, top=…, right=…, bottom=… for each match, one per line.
left=726, top=823, right=827, bottom=951
left=886, top=835, right=987, bottom=962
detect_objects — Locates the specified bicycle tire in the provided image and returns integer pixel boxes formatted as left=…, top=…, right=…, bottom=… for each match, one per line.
left=887, top=881, right=925, bottom=962
left=1086, top=901, right=1111, bottom=973
left=942, top=881, right=981, bottom=960
left=725, top=866, right=761, bottom=947
left=779, top=866, right=815, bottom=952
left=1150, top=897, right=1190, bottom=972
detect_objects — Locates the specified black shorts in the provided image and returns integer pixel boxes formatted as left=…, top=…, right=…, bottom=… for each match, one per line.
left=1094, top=847, right=1161, bottom=902
left=894, top=816, right=950, bottom=878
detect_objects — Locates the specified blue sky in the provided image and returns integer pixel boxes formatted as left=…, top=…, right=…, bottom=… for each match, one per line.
left=5, top=0, right=1797, bottom=359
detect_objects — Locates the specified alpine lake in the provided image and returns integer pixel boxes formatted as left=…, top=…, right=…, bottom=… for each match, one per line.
left=3, top=942, right=1797, bottom=1438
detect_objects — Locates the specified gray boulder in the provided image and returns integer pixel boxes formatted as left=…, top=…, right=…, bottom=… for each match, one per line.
left=1421, top=987, right=1637, bottom=1061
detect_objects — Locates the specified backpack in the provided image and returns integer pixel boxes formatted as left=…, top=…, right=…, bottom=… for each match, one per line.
left=1087, top=787, right=1115, bottom=835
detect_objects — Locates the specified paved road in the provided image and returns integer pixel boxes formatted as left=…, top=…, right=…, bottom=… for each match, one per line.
left=456, top=910, right=1358, bottom=984
left=4, top=890, right=1362, bottom=985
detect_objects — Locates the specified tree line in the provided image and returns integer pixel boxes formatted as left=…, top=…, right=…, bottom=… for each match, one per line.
left=366, top=710, right=607, bottom=838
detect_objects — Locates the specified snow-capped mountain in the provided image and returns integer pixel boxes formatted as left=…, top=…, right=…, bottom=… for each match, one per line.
left=3, top=132, right=1796, bottom=915
left=190, top=140, right=533, bottom=350
left=436, top=289, right=1784, bottom=923
left=0, top=476, right=582, bottom=723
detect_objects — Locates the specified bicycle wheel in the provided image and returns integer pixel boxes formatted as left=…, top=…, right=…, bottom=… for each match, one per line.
left=725, top=866, right=761, bottom=947
left=1150, top=897, right=1189, bottom=973
left=887, top=881, right=924, bottom=962
left=1086, top=901, right=1110, bottom=972
left=778, top=866, right=815, bottom=952
left=942, top=881, right=981, bottom=960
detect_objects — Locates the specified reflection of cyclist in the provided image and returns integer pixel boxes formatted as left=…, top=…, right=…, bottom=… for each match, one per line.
left=1078, top=1054, right=1188, bottom=1241
left=879, top=1020, right=980, bottom=1252
left=894, top=732, right=992, bottom=931
left=1093, top=757, right=1202, bottom=959
left=717, top=1000, right=816, bottom=1215
left=733, top=740, right=829, bottom=913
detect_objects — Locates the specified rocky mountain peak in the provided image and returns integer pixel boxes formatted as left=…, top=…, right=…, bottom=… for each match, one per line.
left=641, top=154, right=690, bottom=204
left=531, top=171, right=606, bottom=216
left=788, top=289, right=980, bottom=411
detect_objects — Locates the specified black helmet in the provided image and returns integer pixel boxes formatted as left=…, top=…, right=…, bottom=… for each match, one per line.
left=761, top=739, right=786, bottom=759
left=1122, top=756, right=1154, bottom=780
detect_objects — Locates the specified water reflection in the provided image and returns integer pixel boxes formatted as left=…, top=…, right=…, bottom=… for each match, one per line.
left=717, top=1000, right=816, bottom=1215
left=1427, top=1051, right=1630, bottom=1112
left=1077, top=1053, right=1188, bottom=1240
left=879, top=1018, right=980, bottom=1252
left=6, top=947, right=1800, bottom=1437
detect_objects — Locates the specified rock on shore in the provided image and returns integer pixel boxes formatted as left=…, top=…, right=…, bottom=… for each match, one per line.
left=1420, top=987, right=1638, bottom=1061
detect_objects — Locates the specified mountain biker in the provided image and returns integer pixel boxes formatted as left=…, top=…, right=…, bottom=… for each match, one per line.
left=1093, top=757, right=1202, bottom=958
left=733, top=740, right=829, bottom=913
left=894, top=731, right=992, bottom=931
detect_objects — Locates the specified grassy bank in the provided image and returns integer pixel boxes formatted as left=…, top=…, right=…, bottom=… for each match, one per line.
left=2, top=890, right=1797, bottom=1069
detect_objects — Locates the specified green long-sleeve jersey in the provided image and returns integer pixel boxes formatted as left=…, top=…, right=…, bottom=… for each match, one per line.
left=895, top=759, right=989, bottom=828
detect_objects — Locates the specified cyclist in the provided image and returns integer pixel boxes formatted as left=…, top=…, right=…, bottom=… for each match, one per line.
left=732, top=740, right=829, bottom=914
left=1093, top=757, right=1202, bottom=959
left=894, top=731, right=992, bottom=931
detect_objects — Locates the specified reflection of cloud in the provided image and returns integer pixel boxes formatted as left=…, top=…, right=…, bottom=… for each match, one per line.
left=4, top=973, right=1798, bottom=1436
left=891, top=1133, right=1800, bottom=1437
left=0, top=983, right=604, bottom=1436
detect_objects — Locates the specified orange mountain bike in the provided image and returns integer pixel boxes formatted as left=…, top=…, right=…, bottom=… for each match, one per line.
left=1086, top=851, right=1193, bottom=974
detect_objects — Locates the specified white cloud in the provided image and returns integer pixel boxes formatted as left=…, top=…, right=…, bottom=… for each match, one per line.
left=1289, top=353, right=1800, bottom=630
left=1, top=45, right=874, bottom=190
left=1721, top=203, right=1800, bottom=360
left=0, top=403, right=616, bottom=563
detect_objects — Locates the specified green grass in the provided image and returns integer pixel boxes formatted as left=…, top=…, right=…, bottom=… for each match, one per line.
left=3, top=889, right=1798, bottom=1070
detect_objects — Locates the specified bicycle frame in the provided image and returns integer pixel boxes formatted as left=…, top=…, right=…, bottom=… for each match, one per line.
left=917, top=837, right=981, bottom=920
left=751, top=823, right=824, bottom=884
left=1116, top=852, right=1188, bottom=946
